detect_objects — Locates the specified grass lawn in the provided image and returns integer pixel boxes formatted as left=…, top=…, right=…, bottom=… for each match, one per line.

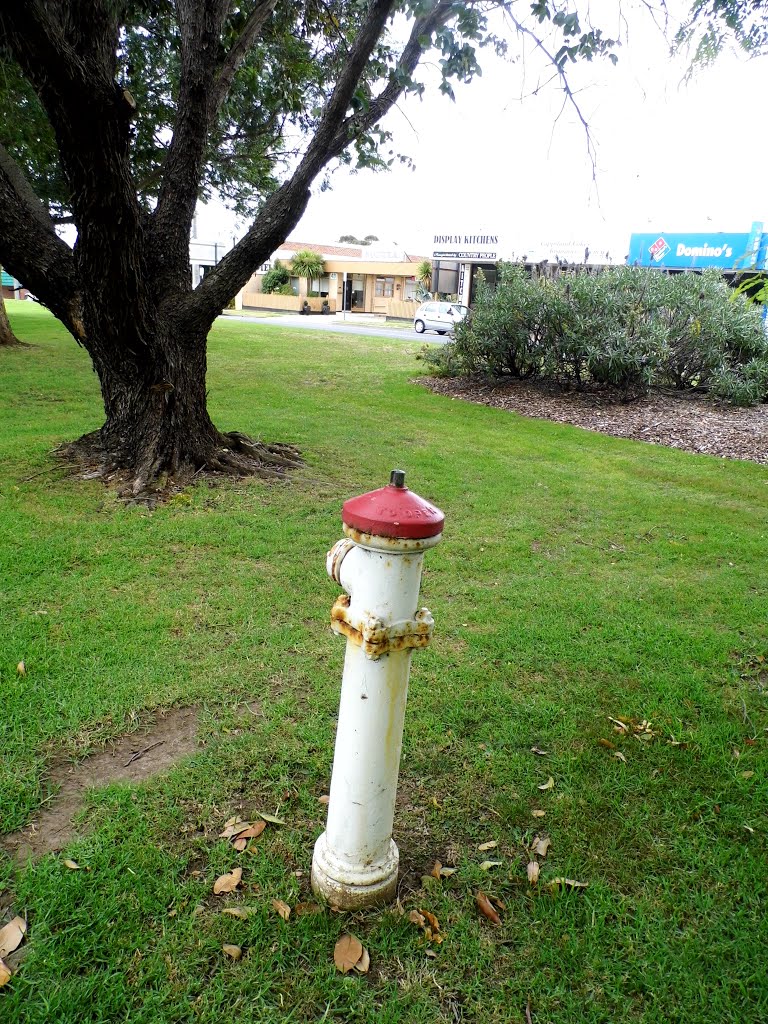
left=1, top=302, right=766, bottom=1023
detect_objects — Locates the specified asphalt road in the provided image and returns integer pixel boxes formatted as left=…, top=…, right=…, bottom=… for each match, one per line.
left=218, top=312, right=449, bottom=343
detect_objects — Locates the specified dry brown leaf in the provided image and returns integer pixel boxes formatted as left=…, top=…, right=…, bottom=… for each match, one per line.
left=0, top=918, right=26, bottom=960
left=222, top=907, right=249, bottom=920
left=477, top=840, right=498, bottom=851
left=222, top=944, right=242, bottom=960
left=527, top=861, right=540, bottom=885
left=489, top=895, right=507, bottom=911
left=549, top=877, right=588, bottom=891
left=232, top=838, right=248, bottom=852
left=334, top=933, right=364, bottom=973
left=531, top=809, right=546, bottom=818
left=420, top=909, right=441, bottom=934
left=294, top=902, right=322, bottom=916
left=479, top=860, right=503, bottom=871
left=16, top=661, right=26, bottom=676
left=598, top=738, right=616, bottom=749
left=272, top=899, right=291, bottom=921
left=408, top=910, right=426, bottom=928
left=537, top=776, right=555, bottom=791
left=213, top=868, right=242, bottom=895
left=353, top=947, right=370, bottom=974
left=219, top=817, right=247, bottom=839
left=530, top=746, right=549, bottom=756
left=533, top=836, right=551, bottom=858
left=742, top=771, right=755, bottom=779
left=438, top=866, right=457, bottom=878
left=614, top=751, right=628, bottom=764
left=424, top=948, right=438, bottom=959
left=475, top=891, right=501, bottom=926
left=430, top=860, right=443, bottom=880
left=63, top=859, right=81, bottom=870
left=233, top=821, right=267, bottom=841
left=0, top=960, right=11, bottom=988
left=318, top=794, right=330, bottom=805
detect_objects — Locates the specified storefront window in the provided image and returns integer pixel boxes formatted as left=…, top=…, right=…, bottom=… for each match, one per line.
left=403, top=277, right=417, bottom=300
left=351, top=274, right=365, bottom=308
left=375, top=276, right=395, bottom=298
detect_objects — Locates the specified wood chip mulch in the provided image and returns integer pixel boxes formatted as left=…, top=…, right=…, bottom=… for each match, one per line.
left=417, top=375, right=768, bottom=466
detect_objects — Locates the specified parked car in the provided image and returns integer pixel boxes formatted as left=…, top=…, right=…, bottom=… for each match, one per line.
left=413, top=301, right=469, bottom=335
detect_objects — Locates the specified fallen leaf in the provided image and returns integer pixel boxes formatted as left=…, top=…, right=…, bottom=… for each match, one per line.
left=213, top=868, right=242, bottom=895
left=614, top=751, right=628, bottom=764
left=537, top=777, right=555, bottom=791
left=256, top=811, right=286, bottom=825
left=527, top=861, right=540, bottom=885
left=0, top=961, right=11, bottom=988
left=294, top=902, right=322, bottom=916
left=532, top=836, right=551, bottom=858
left=63, top=859, right=81, bottom=870
left=233, top=821, right=266, bottom=841
left=420, top=909, right=441, bottom=934
left=219, top=817, right=247, bottom=839
left=16, top=661, right=26, bottom=676
left=334, top=933, right=363, bottom=973
left=475, top=891, right=501, bottom=926
left=548, top=877, right=588, bottom=891
left=318, top=794, right=330, bottom=805
left=424, top=948, right=437, bottom=959
left=743, top=825, right=755, bottom=834
left=272, top=899, right=291, bottom=921
left=531, top=809, right=546, bottom=818
left=232, top=838, right=247, bottom=852
left=222, top=944, right=242, bottom=960
left=742, top=771, right=755, bottom=779
left=408, top=910, right=426, bottom=928
left=431, top=860, right=443, bottom=880
left=598, top=738, right=616, bottom=749
left=477, top=840, right=498, bottom=851
left=530, top=746, right=549, bottom=756
left=479, top=860, right=503, bottom=871
left=222, top=907, right=249, bottom=920
left=438, top=866, right=457, bottom=877
left=353, top=947, right=370, bottom=974
left=489, top=895, right=507, bottom=911
left=0, top=917, right=27, bottom=959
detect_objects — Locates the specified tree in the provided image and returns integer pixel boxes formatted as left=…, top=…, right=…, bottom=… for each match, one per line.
left=290, top=250, right=325, bottom=295
left=0, top=273, right=22, bottom=347
left=677, top=1, right=768, bottom=63
left=338, top=233, right=379, bottom=245
left=416, top=259, right=433, bottom=297
left=0, top=1, right=619, bottom=496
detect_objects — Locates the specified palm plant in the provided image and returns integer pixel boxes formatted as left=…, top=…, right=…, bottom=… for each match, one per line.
left=290, top=250, right=325, bottom=296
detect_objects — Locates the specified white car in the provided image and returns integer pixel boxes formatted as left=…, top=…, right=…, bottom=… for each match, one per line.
left=413, top=301, right=469, bottom=335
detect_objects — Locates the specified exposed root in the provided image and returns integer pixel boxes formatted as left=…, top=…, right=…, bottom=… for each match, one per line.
left=53, top=427, right=303, bottom=505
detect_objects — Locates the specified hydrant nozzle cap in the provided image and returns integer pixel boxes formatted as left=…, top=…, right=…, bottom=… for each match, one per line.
left=342, top=476, right=444, bottom=540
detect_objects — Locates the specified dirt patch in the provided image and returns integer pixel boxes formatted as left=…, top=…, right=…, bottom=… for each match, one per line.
left=2, top=707, right=201, bottom=862
left=418, top=375, right=768, bottom=465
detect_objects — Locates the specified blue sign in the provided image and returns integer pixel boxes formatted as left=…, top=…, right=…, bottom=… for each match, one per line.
left=627, top=228, right=767, bottom=271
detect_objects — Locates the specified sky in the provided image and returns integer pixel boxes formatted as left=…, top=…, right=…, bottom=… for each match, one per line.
left=195, top=1, right=768, bottom=262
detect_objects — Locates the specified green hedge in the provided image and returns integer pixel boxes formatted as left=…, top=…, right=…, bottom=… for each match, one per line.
left=423, top=264, right=768, bottom=406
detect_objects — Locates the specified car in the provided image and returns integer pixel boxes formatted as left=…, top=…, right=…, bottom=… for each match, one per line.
left=413, top=301, right=469, bottom=335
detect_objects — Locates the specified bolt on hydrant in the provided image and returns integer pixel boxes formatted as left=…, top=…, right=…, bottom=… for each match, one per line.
left=311, top=470, right=444, bottom=910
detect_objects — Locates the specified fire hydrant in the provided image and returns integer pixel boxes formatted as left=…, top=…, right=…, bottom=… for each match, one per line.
left=311, top=470, right=444, bottom=910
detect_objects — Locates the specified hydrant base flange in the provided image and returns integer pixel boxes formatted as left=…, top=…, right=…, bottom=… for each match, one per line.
left=311, top=832, right=399, bottom=910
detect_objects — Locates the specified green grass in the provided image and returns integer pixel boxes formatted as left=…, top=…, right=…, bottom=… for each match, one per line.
left=1, top=301, right=766, bottom=1023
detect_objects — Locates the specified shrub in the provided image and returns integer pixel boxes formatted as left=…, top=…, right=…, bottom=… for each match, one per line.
left=428, top=263, right=768, bottom=406
left=262, top=259, right=290, bottom=294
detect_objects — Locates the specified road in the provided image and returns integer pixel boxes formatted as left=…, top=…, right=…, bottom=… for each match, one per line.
left=218, top=312, right=449, bottom=343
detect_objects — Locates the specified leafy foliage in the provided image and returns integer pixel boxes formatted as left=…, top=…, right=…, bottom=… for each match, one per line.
left=261, top=259, right=290, bottom=294
left=425, top=264, right=768, bottom=405
left=289, top=249, right=325, bottom=282
left=677, top=1, right=768, bottom=64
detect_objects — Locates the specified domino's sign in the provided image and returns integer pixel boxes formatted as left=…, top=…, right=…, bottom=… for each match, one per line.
left=628, top=226, right=766, bottom=270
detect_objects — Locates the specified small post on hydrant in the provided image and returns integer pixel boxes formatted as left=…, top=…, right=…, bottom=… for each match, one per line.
left=311, top=470, right=444, bottom=910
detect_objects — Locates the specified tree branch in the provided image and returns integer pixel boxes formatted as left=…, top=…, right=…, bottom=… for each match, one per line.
left=211, top=0, right=277, bottom=111
left=188, top=0, right=400, bottom=323
left=0, top=142, right=82, bottom=340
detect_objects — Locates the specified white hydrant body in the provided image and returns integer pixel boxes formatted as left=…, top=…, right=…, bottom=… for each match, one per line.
left=311, top=471, right=444, bottom=910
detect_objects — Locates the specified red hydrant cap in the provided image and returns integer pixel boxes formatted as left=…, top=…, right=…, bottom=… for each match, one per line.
left=342, top=470, right=445, bottom=540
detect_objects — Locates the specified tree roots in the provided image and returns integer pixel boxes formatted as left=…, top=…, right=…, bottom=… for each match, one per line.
left=54, top=428, right=303, bottom=505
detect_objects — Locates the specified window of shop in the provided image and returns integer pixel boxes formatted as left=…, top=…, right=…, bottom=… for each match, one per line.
left=351, top=274, right=365, bottom=309
left=310, top=274, right=331, bottom=297
left=375, top=276, right=395, bottom=298
left=403, top=277, right=417, bottom=300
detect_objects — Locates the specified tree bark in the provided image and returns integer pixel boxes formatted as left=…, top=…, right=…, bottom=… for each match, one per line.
left=0, top=290, right=22, bottom=346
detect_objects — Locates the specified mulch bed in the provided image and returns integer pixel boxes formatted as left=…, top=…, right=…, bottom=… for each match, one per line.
left=418, top=375, right=768, bottom=466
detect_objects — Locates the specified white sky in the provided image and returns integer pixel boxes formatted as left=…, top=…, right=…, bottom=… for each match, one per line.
left=196, top=1, right=768, bottom=261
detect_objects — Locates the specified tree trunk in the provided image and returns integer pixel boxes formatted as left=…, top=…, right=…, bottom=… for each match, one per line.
left=0, top=290, right=21, bottom=347
left=63, top=306, right=300, bottom=495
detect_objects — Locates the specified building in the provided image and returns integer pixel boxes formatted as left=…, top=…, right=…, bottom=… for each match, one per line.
left=429, top=230, right=619, bottom=306
left=241, top=240, right=428, bottom=317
